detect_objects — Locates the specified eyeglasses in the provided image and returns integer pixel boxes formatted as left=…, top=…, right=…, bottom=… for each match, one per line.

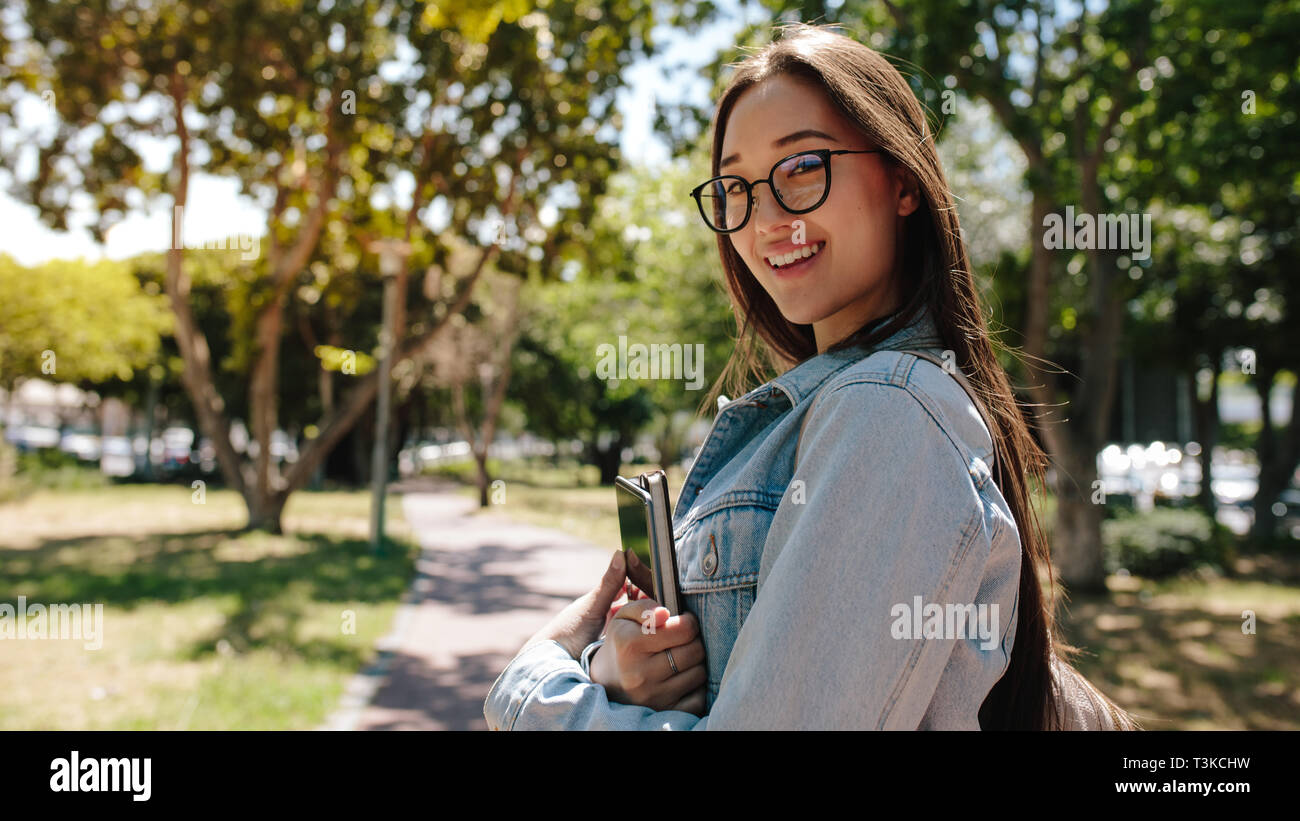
left=690, top=148, right=881, bottom=234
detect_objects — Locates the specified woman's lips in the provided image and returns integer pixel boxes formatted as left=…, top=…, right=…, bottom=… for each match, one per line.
left=765, top=241, right=825, bottom=278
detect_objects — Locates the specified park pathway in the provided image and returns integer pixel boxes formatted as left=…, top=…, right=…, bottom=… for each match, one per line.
left=321, top=478, right=613, bottom=731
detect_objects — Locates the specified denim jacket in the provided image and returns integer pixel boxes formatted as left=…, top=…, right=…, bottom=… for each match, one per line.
left=483, top=309, right=1022, bottom=730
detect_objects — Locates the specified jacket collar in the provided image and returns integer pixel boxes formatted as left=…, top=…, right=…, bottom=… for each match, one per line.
left=757, top=308, right=945, bottom=408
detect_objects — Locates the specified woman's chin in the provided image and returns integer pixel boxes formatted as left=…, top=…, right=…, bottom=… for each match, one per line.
left=775, top=304, right=824, bottom=327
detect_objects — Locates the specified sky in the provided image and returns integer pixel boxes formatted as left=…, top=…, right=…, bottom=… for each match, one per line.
left=0, top=2, right=750, bottom=268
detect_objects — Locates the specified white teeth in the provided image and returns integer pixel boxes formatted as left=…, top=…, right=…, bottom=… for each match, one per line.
left=766, top=242, right=823, bottom=268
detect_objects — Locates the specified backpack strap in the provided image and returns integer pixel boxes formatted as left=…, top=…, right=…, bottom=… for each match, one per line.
left=794, top=349, right=998, bottom=479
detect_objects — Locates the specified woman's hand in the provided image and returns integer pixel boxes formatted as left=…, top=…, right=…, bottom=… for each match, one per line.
left=521, top=550, right=631, bottom=660
left=589, top=598, right=708, bottom=716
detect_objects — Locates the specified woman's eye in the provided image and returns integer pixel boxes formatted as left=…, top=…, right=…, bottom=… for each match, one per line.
left=790, top=157, right=822, bottom=175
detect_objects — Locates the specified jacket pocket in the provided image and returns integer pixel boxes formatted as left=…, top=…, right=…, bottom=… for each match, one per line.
left=674, top=501, right=775, bottom=710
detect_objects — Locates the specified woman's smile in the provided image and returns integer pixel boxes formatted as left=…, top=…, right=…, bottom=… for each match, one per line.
left=764, top=240, right=826, bottom=278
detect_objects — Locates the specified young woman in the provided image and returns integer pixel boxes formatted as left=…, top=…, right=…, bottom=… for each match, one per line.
left=484, top=23, right=1137, bottom=730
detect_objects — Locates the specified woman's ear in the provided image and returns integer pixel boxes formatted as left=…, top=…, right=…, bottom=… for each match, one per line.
left=894, top=166, right=921, bottom=218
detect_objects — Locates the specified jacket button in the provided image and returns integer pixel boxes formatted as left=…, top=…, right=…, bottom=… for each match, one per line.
left=701, top=533, right=718, bottom=576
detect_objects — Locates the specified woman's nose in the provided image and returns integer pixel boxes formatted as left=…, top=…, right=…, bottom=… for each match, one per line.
left=751, top=184, right=793, bottom=234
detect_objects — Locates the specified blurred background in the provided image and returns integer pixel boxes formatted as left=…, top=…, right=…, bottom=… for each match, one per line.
left=0, top=0, right=1296, bottom=730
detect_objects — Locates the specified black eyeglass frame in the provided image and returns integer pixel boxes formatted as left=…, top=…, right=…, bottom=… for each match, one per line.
left=689, top=148, right=882, bottom=234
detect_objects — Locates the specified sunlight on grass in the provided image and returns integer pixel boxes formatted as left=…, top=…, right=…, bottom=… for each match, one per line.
left=0, top=484, right=416, bottom=730
left=1060, top=558, right=1300, bottom=730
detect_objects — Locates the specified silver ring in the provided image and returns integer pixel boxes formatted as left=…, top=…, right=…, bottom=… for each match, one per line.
left=665, top=648, right=680, bottom=675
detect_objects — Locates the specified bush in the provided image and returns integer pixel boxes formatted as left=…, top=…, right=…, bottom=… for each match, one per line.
left=1102, top=507, right=1236, bottom=579
left=0, top=438, right=17, bottom=503
left=0, top=446, right=109, bottom=500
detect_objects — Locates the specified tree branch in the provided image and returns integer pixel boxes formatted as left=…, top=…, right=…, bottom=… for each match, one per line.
left=163, top=68, right=248, bottom=498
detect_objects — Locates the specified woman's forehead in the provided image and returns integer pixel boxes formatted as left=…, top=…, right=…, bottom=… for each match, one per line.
left=720, top=75, right=847, bottom=165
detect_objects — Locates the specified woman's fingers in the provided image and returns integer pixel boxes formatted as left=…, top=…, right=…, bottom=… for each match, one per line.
left=624, top=551, right=655, bottom=596
left=639, top=655, right=707, bottom=712
left=611, top=598, right=666, bottom=630
left=598, top=602, right=710, bottom=712
left=662, top=636, right=706, bottom=671
left=611, top=601, right=700, bottom=654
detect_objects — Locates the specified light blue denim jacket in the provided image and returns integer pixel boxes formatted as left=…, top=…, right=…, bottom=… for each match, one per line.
left=483, top=309, right=1021, bottom=730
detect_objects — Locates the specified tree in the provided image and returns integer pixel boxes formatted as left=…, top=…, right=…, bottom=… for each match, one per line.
left=0, top=254, right=170, bottom=393
left=507, top=157, right=736, bottom=483
left=2, top=0, right=704, bottom=530
left=1126, top=0, right=1300, bottom=541
left=426, top=262, right=523, bottom=507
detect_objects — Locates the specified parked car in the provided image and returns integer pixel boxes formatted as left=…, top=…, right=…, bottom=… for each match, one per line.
left=5, top=425, right=60, bottom=450
left=59, top=430, right=102, bottom=461
left=100, top=436, right=135, bottom=477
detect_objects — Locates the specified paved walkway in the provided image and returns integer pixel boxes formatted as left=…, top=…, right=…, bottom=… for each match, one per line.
left=322, top=479, right=614, bottom=731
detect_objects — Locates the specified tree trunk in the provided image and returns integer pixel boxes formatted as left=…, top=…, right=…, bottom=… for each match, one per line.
left=593, top=440, right=624, bottom=486
left=142, top=366, right=159, bottom=481
left=246, top=490, right=288, bottom=535
left=1249, top=368, right=1298, bottom=544
left=1052, top=434, right=1107, bottom=590
left=979, top=56, right=1137, bottom=592
left=1192, top=358, right=1220, bottom=517
left=353, top=408, right=372, bottom=486
left=164, top=72, right=248, bottom=500
left=475, top=450, right=491, bottom=508
left=249, top=297, right=286, bottom=528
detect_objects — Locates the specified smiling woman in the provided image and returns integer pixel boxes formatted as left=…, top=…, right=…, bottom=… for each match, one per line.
left=707, top=79, right=915, bottom=352
left=484, top=23, right=1138, bottom=731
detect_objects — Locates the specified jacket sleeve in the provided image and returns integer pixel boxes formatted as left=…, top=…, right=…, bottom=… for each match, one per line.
left=701, top=379, right=994, bottom=730
left=483, top=639, right=710, bottom=730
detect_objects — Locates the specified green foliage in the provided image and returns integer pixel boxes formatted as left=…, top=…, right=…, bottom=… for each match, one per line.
left=314, top=345, right=375, bottom=376
left=509, top=159, right=736, bottom=447
left=1102, top=507, right=1237, bottom=579
left=0, top=439, right=18, bottom=503
left=0, top=254, right=170, bottom=390
left=421, top=0, right=534, bottom=43
left=0, top=445, right=108, bottom=503
left=15, top=448, right=110, bottom=489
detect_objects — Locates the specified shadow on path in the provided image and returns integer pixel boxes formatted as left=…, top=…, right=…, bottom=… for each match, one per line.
left=346, top=483, right=613, bottom=731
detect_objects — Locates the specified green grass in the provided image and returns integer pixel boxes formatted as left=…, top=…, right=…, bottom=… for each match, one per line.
left=1056, top=554, right=1300, bottom=730
left=0, top=484, right=416, bottom=730
left=0, top=444, right=110, bottom=504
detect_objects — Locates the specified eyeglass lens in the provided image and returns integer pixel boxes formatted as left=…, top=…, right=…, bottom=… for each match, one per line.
left=700, top=152, right=829, bottom=231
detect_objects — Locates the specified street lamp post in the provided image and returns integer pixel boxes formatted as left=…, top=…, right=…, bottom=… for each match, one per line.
left=368, top=238, right=410, bottom=555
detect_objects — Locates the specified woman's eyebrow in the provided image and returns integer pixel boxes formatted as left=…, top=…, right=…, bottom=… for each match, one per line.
left=720, top=129, right=839, bottom=169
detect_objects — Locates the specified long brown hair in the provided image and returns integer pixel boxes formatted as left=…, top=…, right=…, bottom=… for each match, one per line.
left=701, top=23, right=1136, bottom=730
